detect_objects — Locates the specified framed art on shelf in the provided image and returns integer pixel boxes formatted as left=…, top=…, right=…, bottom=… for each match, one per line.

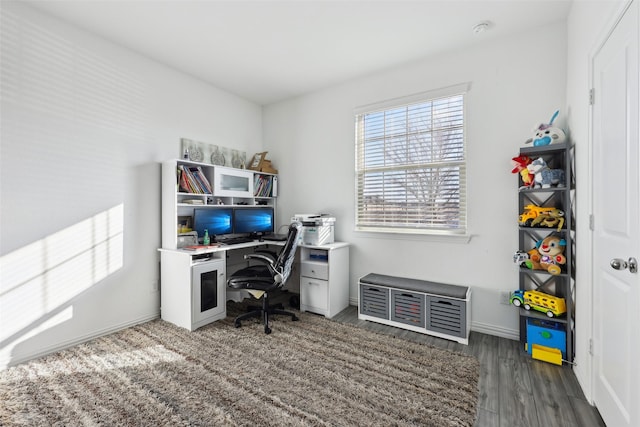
left=180, top=138, right=246, bottom=168
left=249, top=152, right=267, bottom=171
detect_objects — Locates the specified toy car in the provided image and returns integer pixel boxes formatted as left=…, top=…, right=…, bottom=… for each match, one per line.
left=510, top=289, right=566, bottom=318
left=513, top=250, right=529, bottom=266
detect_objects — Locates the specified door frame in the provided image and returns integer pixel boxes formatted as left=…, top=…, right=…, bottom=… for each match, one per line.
left=587, top=0, right=636, bottom=404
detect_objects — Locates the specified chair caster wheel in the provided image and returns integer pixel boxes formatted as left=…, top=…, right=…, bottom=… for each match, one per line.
left=265, top=327, right=272, bottom=334
left=292, top=315, right=299, bottom=321
left=234, top=322, right=241, bottom=328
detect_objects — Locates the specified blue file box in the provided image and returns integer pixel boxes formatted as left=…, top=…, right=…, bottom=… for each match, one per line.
left=527, top=318, right=566, bottom=359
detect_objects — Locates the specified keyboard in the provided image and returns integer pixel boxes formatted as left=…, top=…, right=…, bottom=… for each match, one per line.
left=262, top=234, right=288, bottom=241
left=217, top=236, right=254, bottom=245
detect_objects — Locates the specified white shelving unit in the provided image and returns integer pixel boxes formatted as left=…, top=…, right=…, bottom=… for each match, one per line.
left=162, top=159, right=277, bottom=249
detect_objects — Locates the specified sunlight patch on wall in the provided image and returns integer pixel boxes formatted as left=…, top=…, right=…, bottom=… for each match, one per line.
left=0, top=205, right=124, bottom=355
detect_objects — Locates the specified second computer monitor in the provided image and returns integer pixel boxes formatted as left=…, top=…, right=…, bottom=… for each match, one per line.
left=233, top=207, right=274, bottom=235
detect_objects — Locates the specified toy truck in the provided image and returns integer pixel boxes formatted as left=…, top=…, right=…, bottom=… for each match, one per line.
left=510, top=289, right=566, bottom=318
left=518, top=204, right=558, bottom=227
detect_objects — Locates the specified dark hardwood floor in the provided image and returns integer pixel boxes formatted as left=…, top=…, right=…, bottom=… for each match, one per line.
left=330, top=305, right=606, bottom=427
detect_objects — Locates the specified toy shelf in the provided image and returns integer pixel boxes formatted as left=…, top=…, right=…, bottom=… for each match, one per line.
left=515, top=142, right=575, bottom=365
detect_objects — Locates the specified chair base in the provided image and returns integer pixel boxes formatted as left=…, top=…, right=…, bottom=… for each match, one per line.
left=234, top=293, right=298, bottom=334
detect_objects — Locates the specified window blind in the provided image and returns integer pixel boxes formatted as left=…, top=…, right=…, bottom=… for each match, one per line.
left=355, top=85, right=467, bottom=234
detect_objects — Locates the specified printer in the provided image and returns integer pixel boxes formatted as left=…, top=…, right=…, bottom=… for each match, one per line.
left=292, top=214, right=336, bottom=245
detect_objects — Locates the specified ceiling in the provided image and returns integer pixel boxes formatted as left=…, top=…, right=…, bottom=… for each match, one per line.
left=24, top=0, right=573, bottom=105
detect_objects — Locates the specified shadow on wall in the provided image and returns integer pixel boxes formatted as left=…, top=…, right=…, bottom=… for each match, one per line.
left=0, top=204, right=124, bottom=369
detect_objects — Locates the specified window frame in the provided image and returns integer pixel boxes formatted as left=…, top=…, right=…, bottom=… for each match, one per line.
left=354, top=83, right=470, bottom=237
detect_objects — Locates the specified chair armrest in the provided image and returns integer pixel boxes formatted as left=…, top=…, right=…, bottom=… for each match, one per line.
left=254, top=249, right=277, bottom=261
left=243, top=253, right=275, bottom=266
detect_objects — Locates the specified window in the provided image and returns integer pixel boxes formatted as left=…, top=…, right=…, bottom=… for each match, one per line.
left=355, top=83, right=468, bottom=235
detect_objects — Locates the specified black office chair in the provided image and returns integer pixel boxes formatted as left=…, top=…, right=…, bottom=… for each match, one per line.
left=227, top=221, right=302, bottom=334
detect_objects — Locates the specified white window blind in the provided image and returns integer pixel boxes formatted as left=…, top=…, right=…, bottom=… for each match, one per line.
left=355, top=84, right=467, bottom=234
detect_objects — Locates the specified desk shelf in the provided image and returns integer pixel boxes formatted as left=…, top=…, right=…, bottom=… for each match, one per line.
left=162, top=159, right=277, bottom=250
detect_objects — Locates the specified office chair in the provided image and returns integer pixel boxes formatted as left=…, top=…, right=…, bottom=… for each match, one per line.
left=227, top=221, right=302, bottom=334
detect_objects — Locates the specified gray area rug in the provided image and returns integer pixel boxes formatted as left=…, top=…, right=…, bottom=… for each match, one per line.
left=1, top=303, right=479, bottom=426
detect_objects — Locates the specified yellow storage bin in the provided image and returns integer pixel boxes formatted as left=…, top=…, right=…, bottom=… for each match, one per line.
left=531, top=344, right=563, bottom=365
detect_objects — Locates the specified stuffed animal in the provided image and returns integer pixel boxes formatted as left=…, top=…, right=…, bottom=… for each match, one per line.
left=536, top=235, right=567, bottom=275
left=530, top=208, right=565, bottom=231
left=511, top=155, right=535, bottom=189
left=525, top=110, right=567, bottom=146
left=524, top=247, right=543, bottom=271
left=527, top=157, right=565, bottom=188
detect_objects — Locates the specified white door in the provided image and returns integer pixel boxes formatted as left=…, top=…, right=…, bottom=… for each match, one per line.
left=592, top=1, right=640, bottom=426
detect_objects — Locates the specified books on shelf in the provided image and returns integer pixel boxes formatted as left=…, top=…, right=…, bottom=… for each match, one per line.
left=253, top=174, right=273, bottom=197
left=178, top=165, right=212, bottom=194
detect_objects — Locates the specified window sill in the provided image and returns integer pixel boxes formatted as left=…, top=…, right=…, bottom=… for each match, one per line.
left=354, top=229, right=472, bottom=244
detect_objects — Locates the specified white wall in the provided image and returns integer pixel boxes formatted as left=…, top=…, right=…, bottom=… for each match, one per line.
left=0, top=2, right=262, bottom=368
left=565, top=0, right=628, bottom=402
left=264, top=22, right=568, bottom=339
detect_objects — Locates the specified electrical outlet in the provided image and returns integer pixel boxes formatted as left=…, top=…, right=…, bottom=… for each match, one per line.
left=500, top=291, right=512, bottom=305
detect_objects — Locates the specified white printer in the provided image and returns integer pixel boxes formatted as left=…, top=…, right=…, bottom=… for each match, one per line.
left=292, top=214, right=336, bottom=245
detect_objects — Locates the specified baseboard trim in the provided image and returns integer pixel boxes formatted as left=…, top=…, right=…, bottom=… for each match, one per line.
left=5, top=313, right=159, bottom=369
left=471, top=321, right=519, bottom=340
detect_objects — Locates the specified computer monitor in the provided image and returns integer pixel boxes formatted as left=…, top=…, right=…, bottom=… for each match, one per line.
left=233, top=207, right=274, bottom=235
left=193, top=208, right=233, bottom=241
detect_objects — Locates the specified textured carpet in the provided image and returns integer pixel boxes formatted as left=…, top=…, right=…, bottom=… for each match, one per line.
left=0, top=304, right=479, bottom=426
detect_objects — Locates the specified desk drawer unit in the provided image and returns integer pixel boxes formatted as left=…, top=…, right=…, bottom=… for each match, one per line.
left=300, top=277, right=328, bottom=313
left=358, top=273, right=471, bottom=344
left=300, top=261, right=329, bottom=280
left=299, top=244, right=349, bottom=319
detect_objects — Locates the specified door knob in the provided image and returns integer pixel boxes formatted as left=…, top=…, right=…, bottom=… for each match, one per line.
left=629, top=257, right=638, bottom=273
left=610, top=258, right=628, bottom=270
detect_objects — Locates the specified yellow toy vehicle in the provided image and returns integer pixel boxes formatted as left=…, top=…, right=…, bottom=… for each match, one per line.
left=518, top=204, right=558, bottom=227
left=510, top=289, right=566, bottom=318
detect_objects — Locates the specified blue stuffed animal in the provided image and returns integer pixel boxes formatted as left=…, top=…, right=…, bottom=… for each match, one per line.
left=525, top=110, right=567, bottom=146
left=527, top=157, right=565, bottom=188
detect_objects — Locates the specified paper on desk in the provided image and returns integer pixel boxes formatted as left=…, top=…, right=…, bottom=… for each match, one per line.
left=247, top=290, right=265, bottom=299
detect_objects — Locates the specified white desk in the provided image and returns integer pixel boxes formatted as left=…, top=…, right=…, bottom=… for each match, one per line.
left=158, top=240, right=282, bottom=331
left=158, top=240, right=349, bottom=331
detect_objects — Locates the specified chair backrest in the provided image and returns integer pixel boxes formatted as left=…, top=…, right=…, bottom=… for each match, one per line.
left=272, top=221, right=302, bottom=284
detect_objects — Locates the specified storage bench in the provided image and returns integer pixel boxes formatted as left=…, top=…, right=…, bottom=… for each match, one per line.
left=358, top=273, right=471, bottom=344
